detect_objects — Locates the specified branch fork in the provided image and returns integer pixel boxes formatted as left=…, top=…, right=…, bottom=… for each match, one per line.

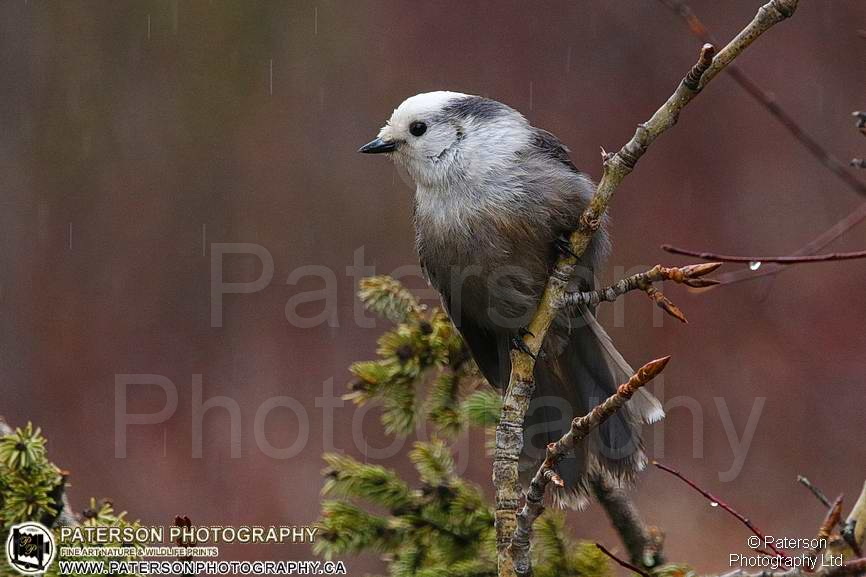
left=561, top=262, right=721, bottom=324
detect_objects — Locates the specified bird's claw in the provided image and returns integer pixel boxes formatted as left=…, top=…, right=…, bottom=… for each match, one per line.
left=510, top=335, right=536, bottom=359
left=511, top=329, right=545, bottom=360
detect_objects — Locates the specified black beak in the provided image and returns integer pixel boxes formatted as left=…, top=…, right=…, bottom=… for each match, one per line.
left=358, top=138, right=397, bottom=154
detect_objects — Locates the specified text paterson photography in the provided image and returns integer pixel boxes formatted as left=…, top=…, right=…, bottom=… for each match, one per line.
left=59, top=525, right=318, bottom=544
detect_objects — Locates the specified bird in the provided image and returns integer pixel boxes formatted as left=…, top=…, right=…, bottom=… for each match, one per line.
left=358, top=91, right=664, bottom=508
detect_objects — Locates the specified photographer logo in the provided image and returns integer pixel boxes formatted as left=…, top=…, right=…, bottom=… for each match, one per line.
left=5, top=523, right=55, bottom=574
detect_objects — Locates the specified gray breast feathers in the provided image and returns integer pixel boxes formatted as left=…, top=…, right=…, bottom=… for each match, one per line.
left=414, top=125, right=603, bottom=340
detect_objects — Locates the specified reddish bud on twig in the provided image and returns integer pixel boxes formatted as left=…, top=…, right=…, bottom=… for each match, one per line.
left=819, top=495, right=844, bottom=544
left=680, top=261, right=723, bottom=277
left=645, top=286, right=688, bottom=323
left=636, top=356, right=671, bottom=384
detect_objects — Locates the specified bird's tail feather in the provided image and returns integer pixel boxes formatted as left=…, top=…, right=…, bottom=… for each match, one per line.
left=519, top=306, right=664, bottom=509
left=578, top=305, right=665, bottom=424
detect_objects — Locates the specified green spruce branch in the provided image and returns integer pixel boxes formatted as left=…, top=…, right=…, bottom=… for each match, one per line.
left=0, top=420, right=142, bottom=577
left=315, top=276, right=620, bottom=577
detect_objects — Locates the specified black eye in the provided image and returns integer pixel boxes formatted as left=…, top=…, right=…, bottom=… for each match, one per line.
left=409, top=121, right=427, bottom=137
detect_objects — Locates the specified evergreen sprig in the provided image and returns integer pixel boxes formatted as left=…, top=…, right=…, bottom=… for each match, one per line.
left=0, top=422, right=142, bottom=577
left=359, top=276, right=425, bottom=325
left=347, top=278, right=481, bottom=436
left=534, top=513, right=610, bottom=577
left=460, top=390, right=503, bottom=429
left=316, top=276, right=612, bottom=577
left=409, top=440, right=455, bottom=487
left=315, top=500, right=400, bottom=557
left=426, top=373, right=463, bottom=436
left=0, top=422, right=48, bottom=471
left=322, top=453, right=413, bottom=511
left=0, top=423, right=63, bottom=526
left=2, top=471, right=61, bottom=524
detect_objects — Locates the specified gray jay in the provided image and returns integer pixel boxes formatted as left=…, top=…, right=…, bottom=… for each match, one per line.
left=359, top=91, right=663, bottom=508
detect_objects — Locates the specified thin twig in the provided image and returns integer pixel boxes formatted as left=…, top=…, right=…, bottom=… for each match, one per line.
left=657, top=0, right=866, bottom=199
left=653, top=461, right=789, bottom=558
left=662, top=245, right=866, bottom=264
left=810, top=494, right=844, bottom=564
left=596, top=542, right=653, bottom=577
left=658, top=0, right=866, bottom=289
left=563, top=262, right=721, bottom=323
left=819, top=496, right=844, bottom=543
left=714, top=201, right=866, bottom=285
left=798, top=476, right=834, bottom=510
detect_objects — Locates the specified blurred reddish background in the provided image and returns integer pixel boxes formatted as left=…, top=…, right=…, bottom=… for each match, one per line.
left=1, top=1, right=864, bottom=574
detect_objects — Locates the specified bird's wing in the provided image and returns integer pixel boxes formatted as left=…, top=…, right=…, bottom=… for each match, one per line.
left=528, top=126, right=663, bottom=422
left=420, top=253, right=512, bottom=389
left=530, top=127, right=581, bottom=173
left=576, top=305, right=665, bottom=424
left=450, top=313, right=512, bottom=389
